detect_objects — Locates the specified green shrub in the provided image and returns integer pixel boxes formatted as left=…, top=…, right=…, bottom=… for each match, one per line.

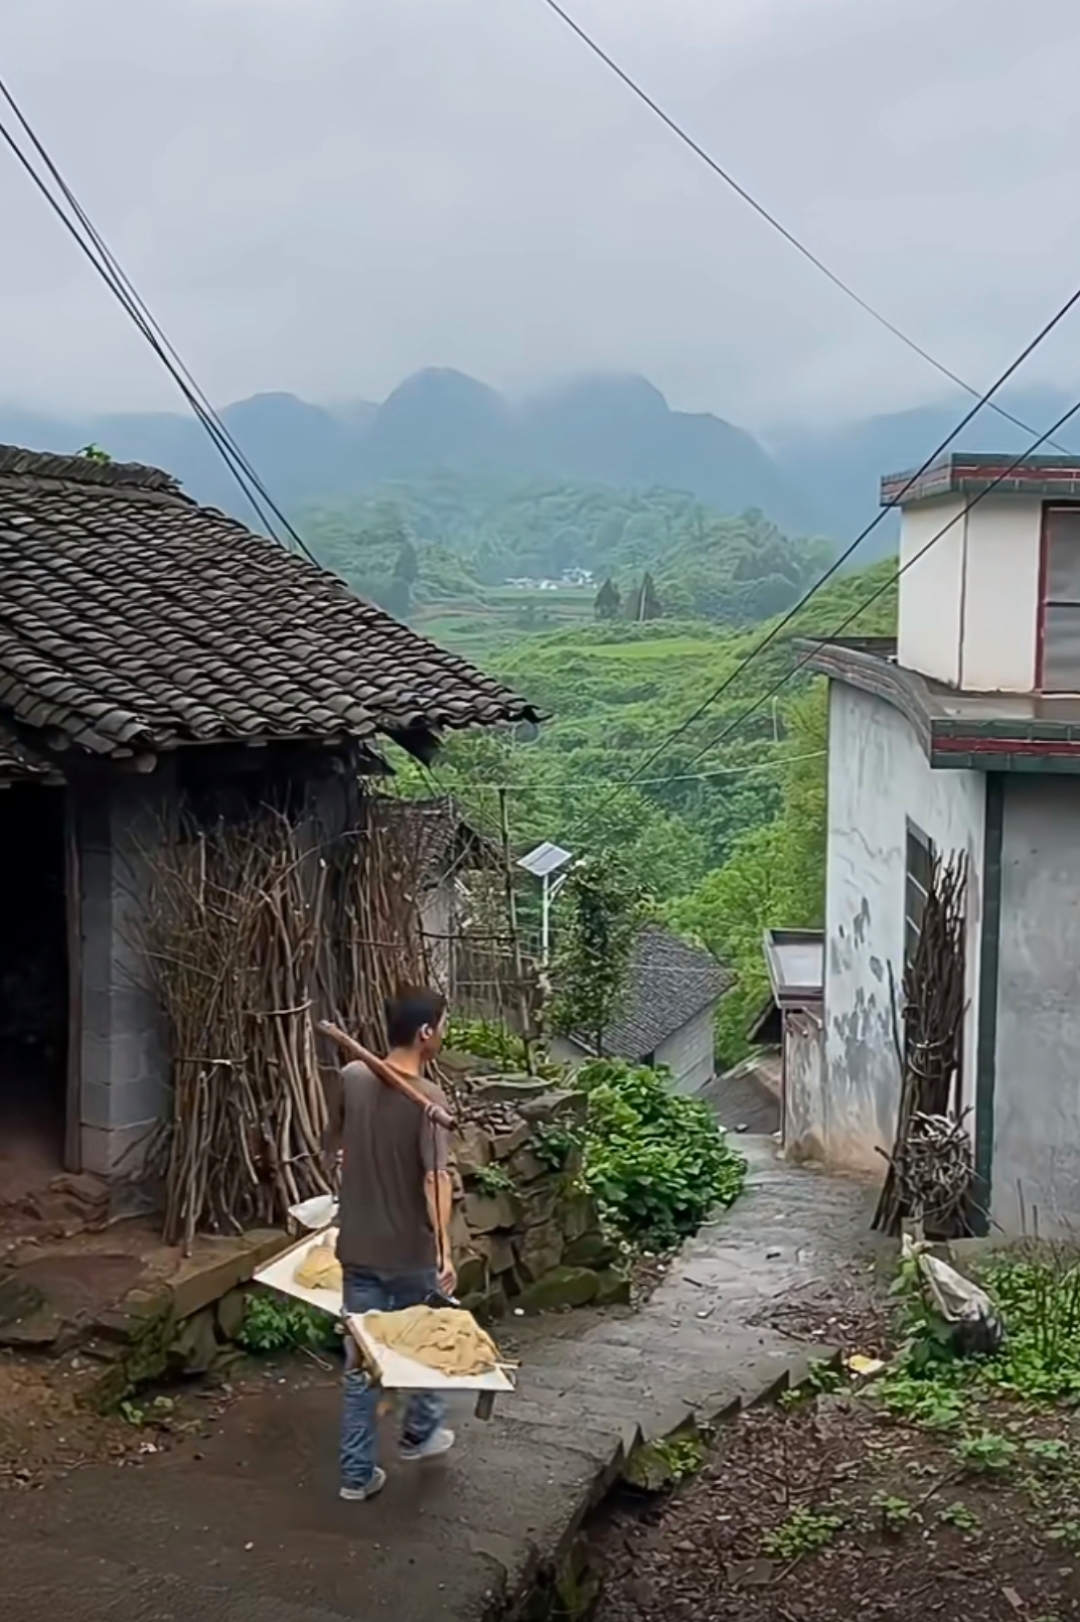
left=237, top=1291, right=339, bottom=1355
left=576, top=1058, right=746, bottom=1249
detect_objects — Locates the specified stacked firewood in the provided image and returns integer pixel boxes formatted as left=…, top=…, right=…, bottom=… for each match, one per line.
left=142, top=800, right=435, bottom=1249
left=874, top=850, right=973, bottom=1237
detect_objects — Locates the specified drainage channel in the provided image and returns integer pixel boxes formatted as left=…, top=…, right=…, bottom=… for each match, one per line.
left=510, top=1427, right=712, bottom=1622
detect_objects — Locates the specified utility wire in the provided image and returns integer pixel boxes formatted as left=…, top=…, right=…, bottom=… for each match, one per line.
left=410, top=749, right=826, bottom=798
left=562, top=277, right=1080, bottom=837
left=0, top=76, right=323, bottom=567
left=538, top=0, right=1075, bottom=455
left=673, top=391, right=1080, bottom=777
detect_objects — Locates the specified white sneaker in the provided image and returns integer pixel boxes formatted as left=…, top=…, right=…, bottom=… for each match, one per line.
left=339, top=1467, right=387, bottom=1501
left=400, top=1428, right=455, bottom=1462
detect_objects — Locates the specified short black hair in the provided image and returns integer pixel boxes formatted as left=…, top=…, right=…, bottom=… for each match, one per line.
left=385, top=987, right=447, bottom=1048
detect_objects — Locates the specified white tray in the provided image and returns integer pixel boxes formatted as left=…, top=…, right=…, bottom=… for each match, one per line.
left=347, top=1313, right=516, bottom=1394
left=253, top=1228, right=344, bottom=1316
left=253, top=1233, right=516, bottom=1395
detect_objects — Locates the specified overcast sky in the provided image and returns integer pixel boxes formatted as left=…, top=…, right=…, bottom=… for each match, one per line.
left=3, top=0, right=1080, bottom=430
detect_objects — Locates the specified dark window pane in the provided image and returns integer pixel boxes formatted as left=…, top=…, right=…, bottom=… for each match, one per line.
left=906, top=828, right=932, bottom=891
left=1045, top=508, right=1080, bottom=603
left=1042, top=604, right=1080, bottom=692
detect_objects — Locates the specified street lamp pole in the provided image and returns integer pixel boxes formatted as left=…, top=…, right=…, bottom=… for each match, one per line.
left=517, top=842, right=573, bottom=968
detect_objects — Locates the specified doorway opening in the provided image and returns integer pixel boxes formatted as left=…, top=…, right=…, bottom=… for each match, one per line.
left=0, top=783, right=70, bottom=1207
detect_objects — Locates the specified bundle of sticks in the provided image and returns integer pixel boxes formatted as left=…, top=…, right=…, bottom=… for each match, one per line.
left=874, top=849, right=972, bottom=1237
left=142, top=798, right=442, bottom=1249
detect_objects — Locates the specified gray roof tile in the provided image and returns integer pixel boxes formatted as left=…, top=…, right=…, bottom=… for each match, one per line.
left=575, top=923, right=733, bottom=1061
left=0, top=446, right=538, bottom=760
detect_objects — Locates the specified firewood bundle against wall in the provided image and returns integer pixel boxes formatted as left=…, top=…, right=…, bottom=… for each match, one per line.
left=874, top=848, right=974, bottom=1238
left=141, top=798, right=433, bottom=1248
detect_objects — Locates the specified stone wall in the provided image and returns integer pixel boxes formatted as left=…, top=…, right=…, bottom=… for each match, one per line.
left=443, top=1064, right=627, bottom=1317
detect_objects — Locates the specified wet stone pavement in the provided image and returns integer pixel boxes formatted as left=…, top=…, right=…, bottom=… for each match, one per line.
left=1, top=1143, right=877, bottom=1621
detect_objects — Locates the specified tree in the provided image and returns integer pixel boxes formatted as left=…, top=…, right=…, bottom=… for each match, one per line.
left=550, top=855, right=646, bottom=1056
left=393, top=539, right=419, bottom=585
left=625, top=571, right=663, bottom=621
left=594, top=578, right=622, bottom=620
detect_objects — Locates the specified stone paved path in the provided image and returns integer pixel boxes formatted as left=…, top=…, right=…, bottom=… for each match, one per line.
left=1, top=1143, right=877, bottom=1622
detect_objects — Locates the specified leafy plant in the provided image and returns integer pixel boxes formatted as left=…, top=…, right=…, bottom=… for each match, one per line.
left=237, top=1292, right=338, bottom=1355
left=869, top=1492, right=917, bottom=1534
left=761, top=1508, right=842, bottom=1561
left=531, top=1122, right=583, bottom=1172
left=119, top=1394, right=175, bottom=1427
left=937, top=1500, right=981, bottom=1532
left=473, top=1163, right=515, bottom=1197
left=953, top=1430, right=1018, bottom=1476
left=576, top=1057, right=746, bottom=1248
left=779, top=1358, right=844, bottom=1409
left=1025, top=1438, right=1070, bottom=1470
left=977, top=1249, right=1080, bottom=1402
left=877, top=1371, right=968, bottom=1431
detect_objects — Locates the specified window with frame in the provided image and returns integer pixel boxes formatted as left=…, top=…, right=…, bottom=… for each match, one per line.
left=1040, top=505, right=1080, bottom=692
left=905, top=822, right=932, bottom=969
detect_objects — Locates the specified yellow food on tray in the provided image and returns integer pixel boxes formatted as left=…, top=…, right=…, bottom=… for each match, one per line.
left=293, top=1236, right=342, bottom=1294
left=364, top=1305, right=499, bottom=1378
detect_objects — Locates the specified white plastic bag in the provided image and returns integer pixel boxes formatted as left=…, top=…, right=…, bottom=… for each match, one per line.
left=902, top=1235, right=1005, bottom=1356
left=288, top=1193, right=338, bottom=1232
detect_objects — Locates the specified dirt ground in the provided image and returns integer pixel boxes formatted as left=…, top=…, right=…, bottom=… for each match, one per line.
left=0, top=1348, right=256, bottom=1491
left=595, top=1270, right=1080, bottom=1622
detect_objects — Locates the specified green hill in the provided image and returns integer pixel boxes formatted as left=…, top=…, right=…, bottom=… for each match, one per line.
left=396, top=555, right=896, bottom=1062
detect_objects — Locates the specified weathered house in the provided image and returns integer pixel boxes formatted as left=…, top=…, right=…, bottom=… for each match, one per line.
left=552, top=923, right=732, bottom=1093
left=0, top=446, right=535, bottom=1197
left=804, top=453, right=1080, bottom=1233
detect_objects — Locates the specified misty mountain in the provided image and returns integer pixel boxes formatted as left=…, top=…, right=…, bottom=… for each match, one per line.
left=2, top=370, right=1076, bottom=557
left=0, top=369, right=811, bottom=536
left=770, top=383, right=1080, bottom=549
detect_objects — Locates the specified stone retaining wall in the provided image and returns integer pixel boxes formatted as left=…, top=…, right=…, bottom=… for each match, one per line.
left=447, top=1071, right=627, bottom=1317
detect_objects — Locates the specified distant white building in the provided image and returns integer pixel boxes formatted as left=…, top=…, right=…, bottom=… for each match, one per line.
left=802, top=453, right=1080, bottom=1234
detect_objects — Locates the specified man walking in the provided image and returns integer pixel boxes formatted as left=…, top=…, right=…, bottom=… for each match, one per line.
left=323, top=987, right=457, bottom=1502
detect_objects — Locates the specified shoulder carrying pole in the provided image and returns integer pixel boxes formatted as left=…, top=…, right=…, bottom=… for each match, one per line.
left=317, top=1020, right=456, bottom=1130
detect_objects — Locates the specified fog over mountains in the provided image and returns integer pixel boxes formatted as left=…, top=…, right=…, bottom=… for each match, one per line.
left=3, top=368, right=1077, bottom=557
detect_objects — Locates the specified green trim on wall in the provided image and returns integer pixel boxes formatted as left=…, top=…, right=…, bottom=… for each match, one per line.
left=973, top=774, right=1005, bottom=1233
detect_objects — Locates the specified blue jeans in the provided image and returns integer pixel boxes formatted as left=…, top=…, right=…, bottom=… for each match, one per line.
left=340, top=1265, right=444, bottom=1491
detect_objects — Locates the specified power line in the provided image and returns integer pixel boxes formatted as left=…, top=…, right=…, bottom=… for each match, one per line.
left=424, top=748, right=826, bottom=797
left=562, top=277, right=1080, bottom=837
left=537, top=0, right=1076, bottom=455
left=673, top=391, right=1080, bottom=778
left=0, top=76, right=323, bottom=568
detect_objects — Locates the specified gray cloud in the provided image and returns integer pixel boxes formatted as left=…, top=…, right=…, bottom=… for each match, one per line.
left=2, top=0, right=1079, bottom=428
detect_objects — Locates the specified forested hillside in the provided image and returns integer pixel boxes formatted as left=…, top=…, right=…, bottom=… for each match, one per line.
left=391, top=556, right=898, bottom=1061
left=298, top=476, right=835, bottom=647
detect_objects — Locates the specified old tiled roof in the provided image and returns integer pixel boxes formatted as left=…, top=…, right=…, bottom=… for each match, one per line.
left=0, top=446, right=538, bottom=760
left=573, top=923, right=733, bottom=1062
left=0, top=722, right=55, bottom=783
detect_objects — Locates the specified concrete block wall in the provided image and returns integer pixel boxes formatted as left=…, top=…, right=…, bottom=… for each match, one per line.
left=76, top=772, right=171, bottom=1178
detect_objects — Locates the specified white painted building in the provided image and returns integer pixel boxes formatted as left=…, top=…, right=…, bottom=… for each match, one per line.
left=804, top=454, right=1080, bottom=1235
left=551, top=923, right=731, bottom=1094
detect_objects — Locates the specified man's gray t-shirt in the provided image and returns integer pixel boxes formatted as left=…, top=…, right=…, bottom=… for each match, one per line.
left=326, top=1061, right=451, bottom=1273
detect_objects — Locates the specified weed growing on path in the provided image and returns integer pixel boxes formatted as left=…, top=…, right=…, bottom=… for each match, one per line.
left=761, top=1507, right=843, bottom=1561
